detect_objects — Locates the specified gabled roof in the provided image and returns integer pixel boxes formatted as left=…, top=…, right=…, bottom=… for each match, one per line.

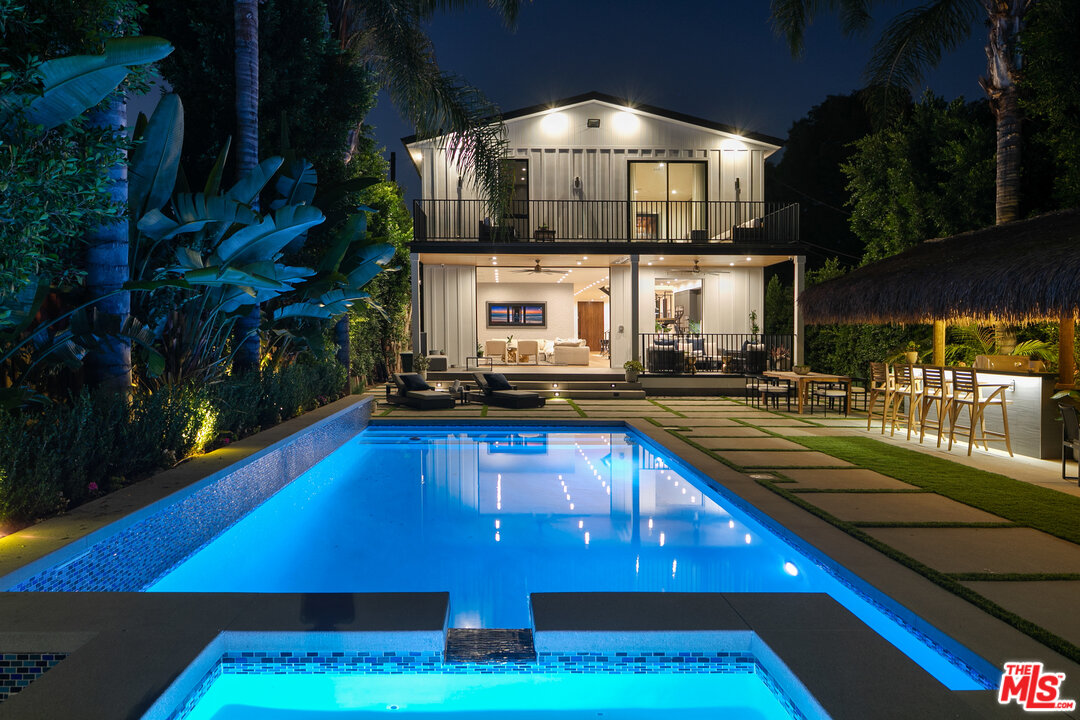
left=401, top=90, right=785, bottom=148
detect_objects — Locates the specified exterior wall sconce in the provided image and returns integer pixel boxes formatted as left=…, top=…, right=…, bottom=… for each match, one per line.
left=574, top=176, right=581, bottom=188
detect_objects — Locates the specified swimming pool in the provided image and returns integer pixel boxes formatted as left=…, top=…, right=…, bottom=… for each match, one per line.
left=175, top=650, right=818, bottom=720
left=140, top=426, right=988, bottom=690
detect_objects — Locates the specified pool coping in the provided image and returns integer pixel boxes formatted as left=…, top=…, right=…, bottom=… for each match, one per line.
left=0, top=413, right=1077, bottom=718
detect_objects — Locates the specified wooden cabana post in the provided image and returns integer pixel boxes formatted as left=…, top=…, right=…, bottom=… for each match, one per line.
left=1059, top=313, right=1076, bottom=389
left=932, top=320, right=946, bottom=366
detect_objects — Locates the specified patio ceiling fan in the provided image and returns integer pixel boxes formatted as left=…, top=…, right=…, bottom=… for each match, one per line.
left=512, top=258, right=564, bottom=275
left=668, top=259, right=703, bottom=275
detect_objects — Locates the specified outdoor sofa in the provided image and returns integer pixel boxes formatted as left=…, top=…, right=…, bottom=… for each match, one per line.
left=386, top=373, right=455, bottom=410
left=471, top=372, right=546, bottom=409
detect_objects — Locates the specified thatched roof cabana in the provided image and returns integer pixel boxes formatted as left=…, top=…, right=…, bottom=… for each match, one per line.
left=801, top=209, right=1080, bottom=325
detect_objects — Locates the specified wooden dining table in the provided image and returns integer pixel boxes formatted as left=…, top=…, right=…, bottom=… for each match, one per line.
left=761, top=370, right=853, bottom=415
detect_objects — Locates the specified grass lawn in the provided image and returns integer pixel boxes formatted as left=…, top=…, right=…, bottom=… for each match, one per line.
left=792, top=436, right=1080, bottom=546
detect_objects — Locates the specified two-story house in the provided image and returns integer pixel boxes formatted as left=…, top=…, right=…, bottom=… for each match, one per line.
left=404, top=91, right=806, bottom=376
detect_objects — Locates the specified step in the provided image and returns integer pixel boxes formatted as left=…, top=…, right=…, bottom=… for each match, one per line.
left=445, top=628, right=536, bottom=663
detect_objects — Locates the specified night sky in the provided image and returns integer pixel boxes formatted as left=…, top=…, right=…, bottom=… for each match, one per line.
left=368, top=1, right=988, bottom=205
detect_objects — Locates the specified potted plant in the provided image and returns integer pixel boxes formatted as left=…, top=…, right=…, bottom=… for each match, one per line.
left=414, top=354, right=430, bottom=380
left=904, top=341, right=919, bottom=364
left=476, top=342, right=484, bottom=358
left=533, top=223, right=555, bottom=241
left=623, top=359, right=644, bottom=382
left=749, top=310, right=760, bottom=338
left=769, top=345, right=790, bottom=370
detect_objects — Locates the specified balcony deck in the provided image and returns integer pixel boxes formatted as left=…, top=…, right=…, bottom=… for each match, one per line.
left=413, top=199, right=799, bottom=246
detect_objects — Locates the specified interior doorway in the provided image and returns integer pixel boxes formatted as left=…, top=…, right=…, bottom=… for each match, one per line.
left=577, top=301, right=605, bottom=355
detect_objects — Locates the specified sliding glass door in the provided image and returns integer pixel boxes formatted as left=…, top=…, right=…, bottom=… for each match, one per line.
left=629, top=161, right=707, bottom=241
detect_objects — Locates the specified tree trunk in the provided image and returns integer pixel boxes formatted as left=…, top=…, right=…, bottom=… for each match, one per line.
left=85, top=97, right=132, bottom=397
left=233, top=0, right=261, bottom=370
left=980, top=1, right=1027, bottom=226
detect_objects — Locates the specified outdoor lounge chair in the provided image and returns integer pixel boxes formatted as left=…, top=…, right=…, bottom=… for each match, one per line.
left=386, top=373, right=455, bottom=410
left=471, top=372, right=546, bottom=409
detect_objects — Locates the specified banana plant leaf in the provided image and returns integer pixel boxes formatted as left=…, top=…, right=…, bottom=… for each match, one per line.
left=225, top=156, right=284, bottom=205
left=203, top=137, right=232, bottom=196
left=129, top=94, right=184, bottom=220
left=138, top=194, right=258, bottom=241
left=14, top=37, right=173, bottom=130
left=318, top=212, right=369, bottom=272
left=345, top=243, right=397, bottom=289
left=0, top=276, right=48, bottom=334
left=272, top=302, right=333, bottom=321
left=214, top=204, right=324, bottom=266
left=273, top=159, right=318, bottom=209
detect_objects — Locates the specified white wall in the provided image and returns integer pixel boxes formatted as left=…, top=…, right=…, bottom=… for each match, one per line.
left=423, top=265, right=476, bottom=368
left=609, top=265, right=632, bottom=365
left=475, top=282, right=576, bottom=343
left=410, top=99, right=776, bottom=207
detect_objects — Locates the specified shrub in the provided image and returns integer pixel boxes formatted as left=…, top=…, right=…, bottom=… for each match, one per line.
left=0, top=359, right=346, bottom=530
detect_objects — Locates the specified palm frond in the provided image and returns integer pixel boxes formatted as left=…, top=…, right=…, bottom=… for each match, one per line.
left=332, top=0, right=510, bottom=219
left=770, top=0, right=876, bottom=57
left=864, top=0, right=980, bottom=96
left=413, top=0, right=526, bottom=29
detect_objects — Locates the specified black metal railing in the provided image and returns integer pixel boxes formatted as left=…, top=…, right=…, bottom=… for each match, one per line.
left=413, top=200, right=799, bottom=244
left=638, top=333, right=794, bottom=375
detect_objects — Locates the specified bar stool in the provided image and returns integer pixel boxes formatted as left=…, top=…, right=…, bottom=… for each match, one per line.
left=866, top=362, right=892, bottom=433
left=916, top=365, right=949, bottom=447
left=947, top=367, right=1013, bottom=456
left=887, top=363, right=921, bottom=440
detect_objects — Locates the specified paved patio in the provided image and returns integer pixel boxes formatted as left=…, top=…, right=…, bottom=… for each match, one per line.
left=377, top=392, right=1080, bottom=683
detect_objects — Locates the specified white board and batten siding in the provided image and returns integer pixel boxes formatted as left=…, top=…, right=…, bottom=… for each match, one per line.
left=407, top=98, right=777, bottom=205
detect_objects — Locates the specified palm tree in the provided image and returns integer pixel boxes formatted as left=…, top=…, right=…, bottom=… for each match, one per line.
left=770, top=0, right=1035, bottom=225
left=233, top=0, right=262, bottom=369
left=327, top=0, right=523, bottom=221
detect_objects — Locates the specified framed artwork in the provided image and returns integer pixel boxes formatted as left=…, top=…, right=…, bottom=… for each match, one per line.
left=487, top=302, right=546, bottom=328
left=635, top=213, right=659, bottom=239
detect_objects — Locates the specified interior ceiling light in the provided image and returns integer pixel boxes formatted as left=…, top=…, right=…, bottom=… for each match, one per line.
left=729, top=262, right=735, bottom=266
left=745, top=256, right=752, bottom=261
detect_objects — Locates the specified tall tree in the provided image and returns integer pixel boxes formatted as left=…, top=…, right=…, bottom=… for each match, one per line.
left=232, top=0, right=262, bottom=369
left=327, top=0, right=524, bottom=218
left=770, top=0, right=1036, bottom=225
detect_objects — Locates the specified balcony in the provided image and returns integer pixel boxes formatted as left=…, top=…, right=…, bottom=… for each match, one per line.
left=413, top=200, right=799, bottom=245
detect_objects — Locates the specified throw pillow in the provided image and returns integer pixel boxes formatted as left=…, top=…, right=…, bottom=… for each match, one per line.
left=483, top=373, right=514, bottom=391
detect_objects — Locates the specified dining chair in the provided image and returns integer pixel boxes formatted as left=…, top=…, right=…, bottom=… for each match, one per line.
left=946, top=367, right=1013, bottom=456
left=759, top=377, right=794, bottom=412
left=866, top=362, right=892, bottom=433
left=916, top=365, right=949, bottom=447
left=886, top=363, right=921, bottom=440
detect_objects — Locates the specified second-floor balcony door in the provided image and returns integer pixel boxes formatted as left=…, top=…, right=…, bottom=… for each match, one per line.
left=502, top=159, right=529, bottom=240
left=629, top=161, right=707, bottom=241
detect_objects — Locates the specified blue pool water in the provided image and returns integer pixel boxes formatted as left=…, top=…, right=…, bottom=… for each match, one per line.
left=150, top=427, right=986, bottom=690
left=183, top=671, right=799, bottom=720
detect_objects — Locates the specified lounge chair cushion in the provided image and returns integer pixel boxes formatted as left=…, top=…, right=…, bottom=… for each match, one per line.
left=482, top=373, right=514, bottom=391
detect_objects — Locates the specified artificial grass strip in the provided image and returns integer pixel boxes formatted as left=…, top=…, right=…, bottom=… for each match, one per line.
left=565, top=398, right=587, bottom=417
left=378, top=408, right=394, bottom=416
left=793, top=435, right=1080, bottom=546
left=852, top=521, right=1019, bottom=529
left=666, top=430, right=742, bottom=471
left=480, top=404, right=489, bottom=417
left=789, top=488, right=929, bottom=494
left=950, top=572, right=1080, bottom=582
left=647, top=398, right=687, bottom=417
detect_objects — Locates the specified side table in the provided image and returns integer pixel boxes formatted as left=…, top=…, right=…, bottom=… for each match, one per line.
left=467, top=356, right=494, bottom=370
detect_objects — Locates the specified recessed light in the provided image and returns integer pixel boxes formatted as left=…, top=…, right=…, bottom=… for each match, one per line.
left=659, top=257, right=664, bottom=260
left=745, top=256, right=752, bottom=261
left=729, top=262, right=735, bottom=266
left=583, top=256, right=588, bottom=260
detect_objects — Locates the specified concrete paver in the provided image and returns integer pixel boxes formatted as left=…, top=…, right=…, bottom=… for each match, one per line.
left=780, top=469, right=918, bottom=491
left=698, top=437, right=808, bottom=451
left=865, top=528, right=1080, bottom=575
left=961, top=581, right=1080, bottom=650
left=677, top=427, right=772, bottom=438
left=714, top=450, right=853, bottom=468
left=799, top=493, right=1009, bottom=524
